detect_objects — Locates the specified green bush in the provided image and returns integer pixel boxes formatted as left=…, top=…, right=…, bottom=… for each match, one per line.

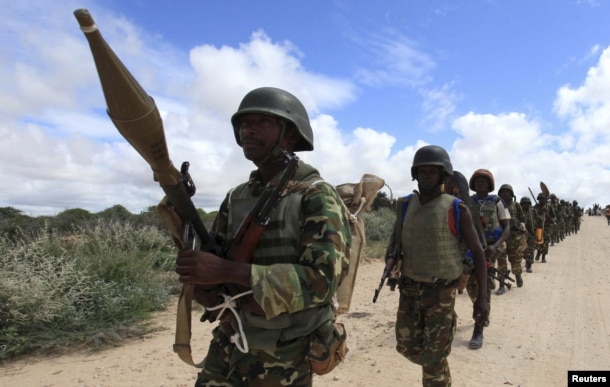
left=0, top=221, right=178, bottom=360
left=361, top=207, right=395, bottom=242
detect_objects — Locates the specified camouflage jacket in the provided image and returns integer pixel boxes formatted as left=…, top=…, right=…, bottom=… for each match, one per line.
left=213, top=160, right=351, bottom=320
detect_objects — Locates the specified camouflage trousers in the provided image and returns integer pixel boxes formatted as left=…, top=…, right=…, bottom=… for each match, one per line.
left=523, top=234, right=536, bottom=267
left=496, top=233, right=526, bottom=276
left=195, top=325, right=312, bottom=387
left=536, top=228, right=551, bottom=255
left=395, top=278, right=457, bottom=387
left=466, top=270, right=493, bottom=323
left=466, top=247, right=501, bottom=323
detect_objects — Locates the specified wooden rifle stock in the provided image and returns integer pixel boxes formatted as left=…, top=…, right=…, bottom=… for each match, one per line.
left=227, top=149, right=299, bottom=263
left=229, top=215, right=267, bottom=263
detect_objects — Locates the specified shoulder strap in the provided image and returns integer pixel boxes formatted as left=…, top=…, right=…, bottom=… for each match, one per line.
left=453, top=198, right=463, bottom=237
left=400, top=193, right=414, bottom=222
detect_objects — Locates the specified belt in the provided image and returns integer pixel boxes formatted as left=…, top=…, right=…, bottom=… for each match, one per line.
left=399, top=276, right=455, bottom=288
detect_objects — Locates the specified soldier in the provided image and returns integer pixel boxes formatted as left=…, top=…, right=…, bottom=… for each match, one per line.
left=549, top=194, right=561, bottom=245
left=497, top=184, right=527, bottom=290
left=384, top=145, right=488, bottom=386
left=572, top=200, right=582, bottom=233
left=175, top=87, right=352, bottom=386
left=534, top=193, right=554, bottom=263
left=465, top=169, right=510, bottom=349
left=519, top=197, right=538, bottom=273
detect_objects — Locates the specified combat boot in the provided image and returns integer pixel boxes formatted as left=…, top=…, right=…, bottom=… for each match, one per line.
left=495, top=282, right=505, bottom=295
left=541, top=255, right=547, bottom=263
left=516, top=274, right=523, bottom=287
left=469, top=325, right=484, bottom=350
left=526, top=263, right=533, bottom=273
left=535, top=251, right=541, bottom=261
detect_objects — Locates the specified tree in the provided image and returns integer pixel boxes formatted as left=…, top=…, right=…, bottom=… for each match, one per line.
left=372, top=192, right=393, bottom=211
left=97, top=205, right=133, bottom=222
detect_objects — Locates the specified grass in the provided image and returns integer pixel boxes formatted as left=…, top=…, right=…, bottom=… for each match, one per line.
left=0, top=221, right=179, bottom=361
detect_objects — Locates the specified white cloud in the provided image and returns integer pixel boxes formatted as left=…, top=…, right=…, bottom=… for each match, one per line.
left=3, top=1, right=610, bottom=219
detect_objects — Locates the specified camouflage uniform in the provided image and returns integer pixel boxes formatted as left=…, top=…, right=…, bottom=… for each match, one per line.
left=533, top=195, right=554, bottom=262
left=396, top=279, right=457, bottom=387
left=195, top=162, right=351, bottom=386
left=496, top=198, right=526, bottom=287
left=549, top=195, right=561, bottom=245
left=572, top=201, right=582, bottom=233
left=519, top=197, right=537, bottom=273
left=395, top=192, right=464, bottom=387
left=465, top=194, right=510, bottom=322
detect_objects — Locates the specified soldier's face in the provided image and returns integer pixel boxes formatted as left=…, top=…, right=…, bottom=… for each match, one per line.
left=473, top=176, right=489, bottom=193
left=238, top=114, right=283, bottom=162
left=499, top=189, right=512, bottom=202
left=416, top=166, right=443, bottom=194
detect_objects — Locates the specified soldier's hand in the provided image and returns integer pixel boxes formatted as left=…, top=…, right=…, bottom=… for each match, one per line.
left=175, top=249, right=226, bottom=285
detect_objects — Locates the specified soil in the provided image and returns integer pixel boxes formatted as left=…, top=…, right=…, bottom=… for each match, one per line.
left=1, top=216, right=609, bottom=386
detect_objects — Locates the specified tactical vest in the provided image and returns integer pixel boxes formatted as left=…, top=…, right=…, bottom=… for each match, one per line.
left=507, top=201, right=524, bottom=235
left=226, top=165, right=334, bottom=351
left=469, top=194, right=502, bottom=243
left=400, top=193, right=464, bottom=282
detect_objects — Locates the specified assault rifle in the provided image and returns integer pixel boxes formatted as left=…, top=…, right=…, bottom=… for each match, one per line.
left=74, top=9, right=298, bottom=367
left=373, top=245, right=398, bottom=303
left=487, top=266, right=515, bottom=290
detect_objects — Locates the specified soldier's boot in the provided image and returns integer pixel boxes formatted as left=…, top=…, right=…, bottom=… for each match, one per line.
left=516, top=274, right=523, bottom=287
left=526, top=262, right=533, bottom=273
left=541, top=254, right=547, bottom=263
left=495, top=282, right=505, bottom=295
left=535, top=251, right=541, bottom=261
left=469, top=325, right=484, bottom=350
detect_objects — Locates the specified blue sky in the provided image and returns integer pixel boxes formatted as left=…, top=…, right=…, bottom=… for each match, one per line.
left=2, top=0, right=610, bottom=216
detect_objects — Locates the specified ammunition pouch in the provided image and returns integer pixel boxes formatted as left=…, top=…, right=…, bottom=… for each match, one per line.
left=308, top=321, right=349, bottom=375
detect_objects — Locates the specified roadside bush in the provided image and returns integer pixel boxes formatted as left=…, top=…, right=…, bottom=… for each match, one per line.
left=0, top=221, right=177, bottom=360
left=361, top=207, right=395, bottom=260
left=361, top=207, right=395, bottom=242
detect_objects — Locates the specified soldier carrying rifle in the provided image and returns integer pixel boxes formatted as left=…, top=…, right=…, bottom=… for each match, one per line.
left=380, top=145, right=488, bottom=386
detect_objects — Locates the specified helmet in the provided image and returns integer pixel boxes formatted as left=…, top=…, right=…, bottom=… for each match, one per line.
left=573, top=200, right=578, bottom=205
left=550, top=193, right=557, bottom=200
left=410, top=145, right=453, bottom=179
left=231, top=87, right=314, bottom=151
left=537, top=193, right=546, bottom=200
left=520, top=196, right=532, bottom=205
left=469, top=169, right=495, bottom=192
left=498, top=184, right=515, bottom=197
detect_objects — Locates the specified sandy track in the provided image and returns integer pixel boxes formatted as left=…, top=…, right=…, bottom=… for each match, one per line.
left=1, top=216, right=609, bottom=386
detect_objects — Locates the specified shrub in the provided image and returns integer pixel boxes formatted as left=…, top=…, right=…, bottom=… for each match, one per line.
left=0, top=221, right=177, bottom=360
left=361, top=207, right=395, bottom=242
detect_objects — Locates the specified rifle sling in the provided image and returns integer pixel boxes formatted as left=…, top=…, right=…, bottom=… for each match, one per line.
left=174, top=283, right=205, bottom=367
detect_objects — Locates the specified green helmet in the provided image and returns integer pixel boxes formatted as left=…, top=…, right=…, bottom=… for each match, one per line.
left=231, top=87, right=314, bottom=152
left=499, top=184, right=515, bottom=198
left=520, top=196, right=531, bottom=205
left=410, top=145, right=453, bottom=179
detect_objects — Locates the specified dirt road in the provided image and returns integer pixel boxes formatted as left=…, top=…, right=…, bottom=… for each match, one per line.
left=1, top=216, right=608, bottom=386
